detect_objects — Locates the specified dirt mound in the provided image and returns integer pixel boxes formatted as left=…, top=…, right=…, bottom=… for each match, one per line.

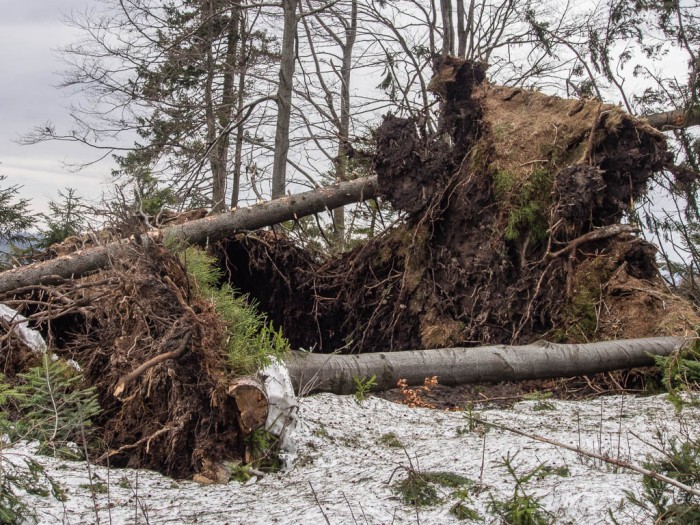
left=219, top=60, right=698, bottom=353
left=1, top=244, right=243, bottom=479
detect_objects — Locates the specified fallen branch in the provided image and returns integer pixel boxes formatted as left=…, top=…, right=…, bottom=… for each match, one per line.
left=548, top=224, right=639, bottom=259
left=285, top=337, right=689, bottom=395
left=472, top=416, right=700, bottom=498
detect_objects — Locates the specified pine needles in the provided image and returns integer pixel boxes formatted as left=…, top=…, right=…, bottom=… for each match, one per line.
left=180, top=246, right=289, bottom=376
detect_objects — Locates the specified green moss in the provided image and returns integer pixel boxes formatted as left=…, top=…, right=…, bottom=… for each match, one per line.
left=493, top=169, right=553, bottom=242
left=569, top=287, right=599, bottom=337
left=379, top=432, right=404, bottom=448
left=556, top=257, right=615, bottom=342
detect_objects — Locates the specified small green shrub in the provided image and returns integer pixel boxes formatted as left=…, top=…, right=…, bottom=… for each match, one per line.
left=450, top=485, right=483, bottom=521
left=79, top=481, right=108, bottom=494
left=458, top=402, right=488, bottom=435
left=38, top=188, right=87, bottom=248
left=450, top=501, right=482, bottom=520
left=180, top=247, right=290, bottom=375
left=9, top=354, right=100, bottom=459
left=0, top=454, right=67, bottom=525
left=523, top=391, right=556, bottom=411
left=488, top=493, right=551, bottom=525
left=0, top=371, right=71, bottom=524
left=392, top=466, right=473, bottom=508
left=654, top=339, right=700, bottom=411
left=625, top=432, right=700, bottom=523
left=394, top=470, right=442, bottom=507
left=487, top=453, right=555, bottom=525
left=422, top=471, right=473, bottom=488
left=353, top=374, right=377, bottom=404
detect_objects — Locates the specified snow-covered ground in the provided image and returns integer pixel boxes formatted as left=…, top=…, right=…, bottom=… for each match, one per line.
left=5, top=392, right=699, bottom=524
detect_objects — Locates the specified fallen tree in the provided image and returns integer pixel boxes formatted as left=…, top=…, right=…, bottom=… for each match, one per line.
left=1, top=59, right=699, bottom=482
left=0, top=176, right=378, bottom=295
left=286, top=337, right=688, bottom=394
left=218, top=60, right=700, bottom=354
left=0, top=103, right=694, bottom=298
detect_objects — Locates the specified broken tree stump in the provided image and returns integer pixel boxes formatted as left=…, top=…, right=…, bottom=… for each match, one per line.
left=228, top=377, right=269, bottom=434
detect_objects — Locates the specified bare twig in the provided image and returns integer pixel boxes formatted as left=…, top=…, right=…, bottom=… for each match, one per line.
left=472, top=416, right=700, bottom=497
left=309, top=481, right=332, bottom=525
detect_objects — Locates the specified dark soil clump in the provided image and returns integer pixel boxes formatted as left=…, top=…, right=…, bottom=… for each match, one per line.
left=218, top=60, right=696, bottom=354
left=376, top=368, right=660, bottom=410
left=1, top=245, right=243, bottom=479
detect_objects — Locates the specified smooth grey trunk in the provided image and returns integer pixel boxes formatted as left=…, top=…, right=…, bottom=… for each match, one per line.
left=331, top=0, right=358, bottom=247
left=456, top=0, right=466, bottom=57
left=645, top=107, right=700, bottom=130
left=285, top=337, right=687, bottom=394
left=231, top=11, right=247, bottom=209
left=0, top=177, right=379, bottom=294
left=440, top=0, right=454, bottom=56
left=271, top=0, right=299, bottom=200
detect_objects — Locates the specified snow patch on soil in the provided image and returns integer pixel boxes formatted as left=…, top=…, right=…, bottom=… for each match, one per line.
left=7, top=393, right=698, bottom=524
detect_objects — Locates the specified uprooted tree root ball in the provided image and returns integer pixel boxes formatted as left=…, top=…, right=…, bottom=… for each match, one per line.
left=217, top=59, right=698, bottom=353
left=0, top=245, right=244, bottom=479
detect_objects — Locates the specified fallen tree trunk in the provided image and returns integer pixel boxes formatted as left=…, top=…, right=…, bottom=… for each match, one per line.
left=0, top=176, right=378, bottom=294
left=646, top=107, right=700, bottom=130
left=167, top=176, right=378, bottom=245
left=285, top=337, right=688, bottom=395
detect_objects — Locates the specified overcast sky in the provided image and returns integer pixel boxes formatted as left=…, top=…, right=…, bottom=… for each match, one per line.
left=0, top=0, right=110, bottom=215
left=1, top=1, right=689, bottom=219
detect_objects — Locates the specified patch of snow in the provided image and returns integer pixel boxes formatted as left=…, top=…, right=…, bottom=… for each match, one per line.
left=5, top=393, right=698, bottom=524
left=0, top=303, right=81, bottom=371
left=260, top=358, right=299, bottom=470
left=0, top=304, right=48, bottom=354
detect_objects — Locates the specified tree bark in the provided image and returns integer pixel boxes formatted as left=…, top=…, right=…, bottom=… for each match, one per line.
left=0, top=177, right=379, bottom=295
left=331, top=0, right=358, bottom=248
left=271, top=0, right=299, bottom=199
left=440, top=0, right=454, bottom=57
left=231, top=11, right=247, bottom=209
left=285, top=337, right=687, bottom=395
left=645, top=107, right=700, bottom=130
